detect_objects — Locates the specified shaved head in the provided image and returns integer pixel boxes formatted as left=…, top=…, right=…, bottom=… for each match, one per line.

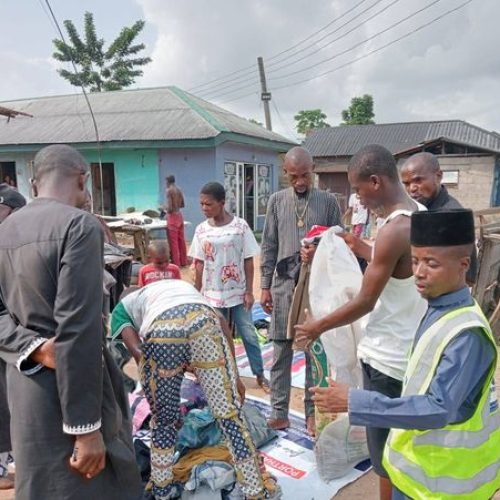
left=284, top=146, right=314, bottom=169
left=149, top=240, right=169, bottom=258
left=32, top=144, right=89, bottom=208
left=34, top=144, right=88, bottom=183
left=401, top=152, right=440, bottom=175
left=400, top=152, right=442, bottom=205
left=283, top=146, right=314, bottom=194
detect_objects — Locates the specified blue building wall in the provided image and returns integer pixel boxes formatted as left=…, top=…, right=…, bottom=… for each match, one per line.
left=83, top=149, right=159, bottom=214
left=215, top=142, right=280, bottom=231
left=0, top=151, right=34, bottom=200
left=159, top=148, right=216, bottom=241
left=159, top=143, right=281, bottom=240
left=1, top=141, right=283, bottom=240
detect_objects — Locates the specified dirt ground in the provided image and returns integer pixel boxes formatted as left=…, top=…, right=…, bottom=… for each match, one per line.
left=1, top=257, right=499, bottom=499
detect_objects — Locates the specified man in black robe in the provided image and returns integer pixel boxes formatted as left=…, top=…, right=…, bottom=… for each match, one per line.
left=0, top=184, right=26, bottom=490
left=0, top=145, right=141, bottom=500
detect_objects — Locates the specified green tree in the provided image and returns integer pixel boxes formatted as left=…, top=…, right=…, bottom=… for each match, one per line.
left=341, top=94, right=375, bottom=125
left=52, top=11, right=152, bottom=92
left=294, top=109, right=329, bottom=135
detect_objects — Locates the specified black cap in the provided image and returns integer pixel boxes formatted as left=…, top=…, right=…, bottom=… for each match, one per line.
left=411, top=209, right=475, bottom=247
left=0, top=183, right=26, bottom=210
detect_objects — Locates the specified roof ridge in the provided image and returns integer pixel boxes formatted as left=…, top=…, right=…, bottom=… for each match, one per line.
left=451, top=119, right=500, bottom=139
left=168, top=86, right=228, bottom=134
left=323, top=119, right=466, bottom=129
left=0, top=85, right=183, bottom=105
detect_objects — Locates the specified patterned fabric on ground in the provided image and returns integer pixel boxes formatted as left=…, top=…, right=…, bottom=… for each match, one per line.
left=141, top=303, right=266, bottom=500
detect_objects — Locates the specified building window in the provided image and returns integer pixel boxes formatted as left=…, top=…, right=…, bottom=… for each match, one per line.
left=442, top=170, right=459, bottom=185
left=223, top=161, right=272, bottom=229
left=257, top=164, right=271, bottom=216
left=224, top=162, right=237, bottom=215
left=0, top=161, right=17, bottom=187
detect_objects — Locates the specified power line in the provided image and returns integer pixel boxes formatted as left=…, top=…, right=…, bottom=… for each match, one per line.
left=204, top=0, right=446, bottom=101
left=42, top=0, right=105, bottom=215
left=266, top=0, right=400, bottom=75
left=265, top=0, right=389, bottom=71
left=199, top=0, right=393, bottom=99
left=271, top=99, right=298, bottom=142
left=219, top=0, right=473, bottom=104
left=269, top=0, right=444, bottom=81
left=267, top=0, right=371, bottom=63
left=36, top=0, right=89, bottom=134
left=36, top=0, right=60, bottom=35
left=188, top=0, right=378, bottom=94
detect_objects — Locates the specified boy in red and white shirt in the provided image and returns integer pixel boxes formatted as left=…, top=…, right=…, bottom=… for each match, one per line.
left=138, top=240, right=181, bottom=286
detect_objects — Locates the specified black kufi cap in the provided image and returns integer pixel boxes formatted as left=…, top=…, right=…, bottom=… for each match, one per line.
left=411, top=209, right=475, bottom=247
left=0, top=183, right=26, bottom=210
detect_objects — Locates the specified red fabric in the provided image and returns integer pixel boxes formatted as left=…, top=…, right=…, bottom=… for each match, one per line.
left=138, top=262, right=181, bottom=286
left=352, top=224, right=364, bottom=237
left=304, top=225, right=330, bottom=239
left=167, top=212, right=188, bottom=267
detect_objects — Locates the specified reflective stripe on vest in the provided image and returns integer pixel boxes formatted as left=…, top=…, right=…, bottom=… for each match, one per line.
left=383, top=302, right=500, bottom=499
left=385, top=447, right=500, bottom=495
left=403, top=306, right=490, bottom=395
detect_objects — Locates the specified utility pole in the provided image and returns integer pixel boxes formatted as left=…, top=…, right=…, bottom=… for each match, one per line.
left=257, top=56, right=272, bottom=131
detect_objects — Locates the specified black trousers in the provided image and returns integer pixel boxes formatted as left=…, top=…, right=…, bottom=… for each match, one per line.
left=361, top=361, right=402, bottom=478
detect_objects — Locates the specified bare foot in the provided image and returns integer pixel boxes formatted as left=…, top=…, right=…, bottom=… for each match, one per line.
left=0, top=475, right=14, bottom=490
left=267, top=417, right=290, bottom=430
left=256, top=375, right=270, bottom=394
left=306, top=416, right=316, bottom=438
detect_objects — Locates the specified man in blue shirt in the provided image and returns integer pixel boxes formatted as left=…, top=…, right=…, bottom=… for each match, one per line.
left=311, top=209, right=500, bottom=499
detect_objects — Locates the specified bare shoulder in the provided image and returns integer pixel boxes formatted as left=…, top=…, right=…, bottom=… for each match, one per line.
left=376, top=215, right=411, bottom=252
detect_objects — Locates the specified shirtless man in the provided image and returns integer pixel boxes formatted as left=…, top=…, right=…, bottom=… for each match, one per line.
left=295, top=144, right=427, bottom=500
left=165, top=175, right=188, bottom=267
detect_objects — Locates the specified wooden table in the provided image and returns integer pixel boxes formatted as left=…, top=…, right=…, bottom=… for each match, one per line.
left=107, top=221, right=168, bottom=263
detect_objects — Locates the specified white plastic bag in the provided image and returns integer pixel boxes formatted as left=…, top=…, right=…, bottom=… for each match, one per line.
left=309, top=228, right=370, bottom=478
left=315, top=414, right=369, bottom=481
left=308, top=227, right=366, bottom=388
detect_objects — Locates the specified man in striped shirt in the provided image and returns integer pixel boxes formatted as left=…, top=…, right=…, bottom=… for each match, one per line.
left=260, top=146, right=342, bottom=435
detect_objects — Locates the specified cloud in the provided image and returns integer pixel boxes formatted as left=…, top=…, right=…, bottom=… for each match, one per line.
left=1, top=0, right=498, bottom=141
left=136, top=0, right=500, bottom=138
left=0, top=51, right=71, bottom=101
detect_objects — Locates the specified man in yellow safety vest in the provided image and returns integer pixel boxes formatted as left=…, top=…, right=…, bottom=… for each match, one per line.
left=311, top=209, right=500, bottom=499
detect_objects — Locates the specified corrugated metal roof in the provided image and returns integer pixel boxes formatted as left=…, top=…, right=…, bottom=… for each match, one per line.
left=0, top=86, right=294, bottom=147
left=304, top=121, right=500, bottom=156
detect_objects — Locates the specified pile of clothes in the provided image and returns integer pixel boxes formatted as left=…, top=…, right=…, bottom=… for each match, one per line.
left=130, top=378, right=279, bottom=499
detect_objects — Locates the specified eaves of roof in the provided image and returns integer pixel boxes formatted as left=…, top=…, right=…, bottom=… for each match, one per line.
left=0, top=131, right=293, bottom=154
left=395, top=137, right=500, bottom=156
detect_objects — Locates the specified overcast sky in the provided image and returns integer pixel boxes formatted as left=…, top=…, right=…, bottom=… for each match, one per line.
left=1, top=0, right=498, bottom=141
